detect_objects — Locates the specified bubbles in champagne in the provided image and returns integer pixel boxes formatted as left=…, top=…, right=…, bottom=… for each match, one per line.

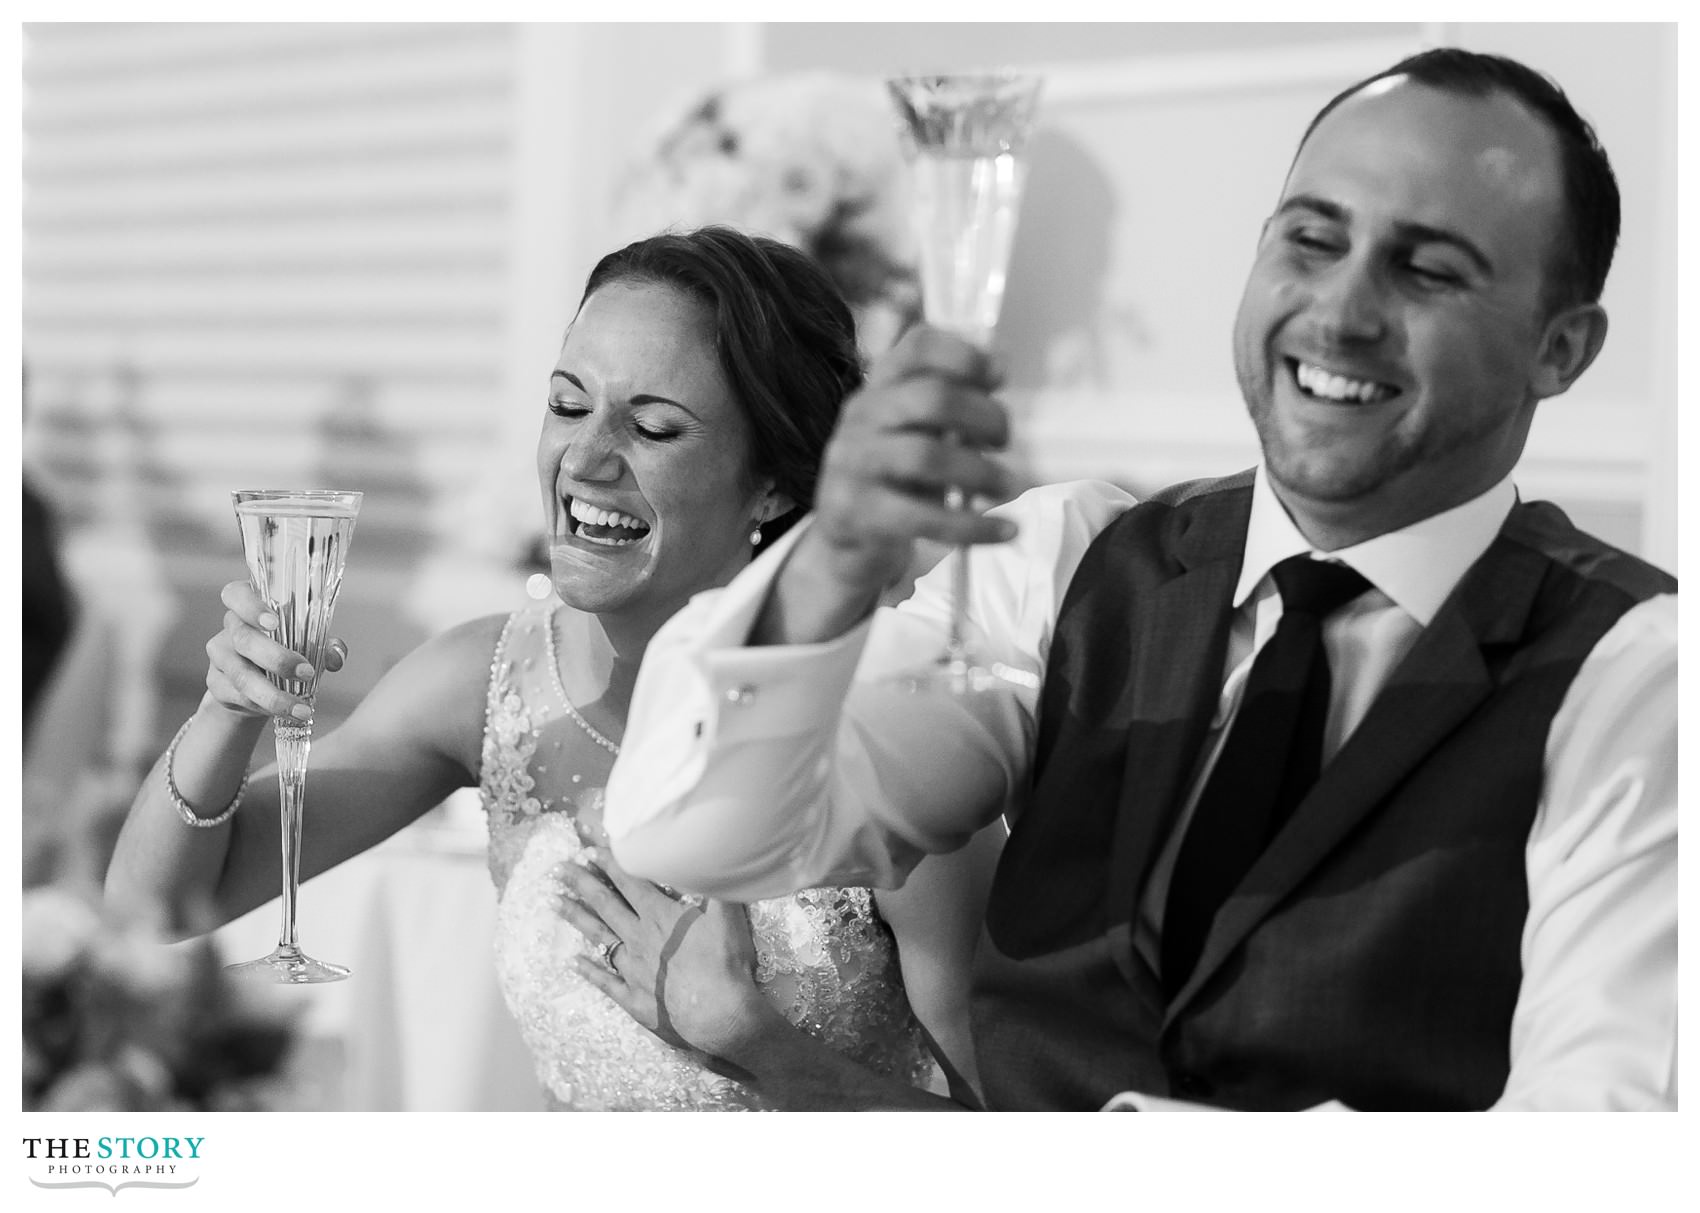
left=887, top=74, right=1041, bottom=345
left=233, top=493, right=359, bottom=703
left=910, top=152, right=1028, bottom=340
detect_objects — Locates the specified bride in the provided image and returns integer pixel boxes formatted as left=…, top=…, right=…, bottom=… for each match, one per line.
left=107, top=227, right=996, bottom=1110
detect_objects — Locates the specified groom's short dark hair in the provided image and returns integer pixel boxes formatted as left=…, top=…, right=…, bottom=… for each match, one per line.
left=1297, top=47, right=1620, bottom=311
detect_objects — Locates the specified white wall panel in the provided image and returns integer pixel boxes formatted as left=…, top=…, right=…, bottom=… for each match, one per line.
left=27, top=374, right=496, bottom=433
left=26, top=32, right=512, bottom=127
left=24, top=216, right=506, bottom=276
left=23, top=21, right=520, bottom=774
left=24, top=274, right=509, bottom=325
left=26, top=96, right=512, bottom=177
left=23, top=155, right=509, bottom=225
left=23, top=21, right=478, bottom=76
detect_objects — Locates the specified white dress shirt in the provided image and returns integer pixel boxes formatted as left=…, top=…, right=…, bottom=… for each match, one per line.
left=608, top=470, right=1676, bottom=1111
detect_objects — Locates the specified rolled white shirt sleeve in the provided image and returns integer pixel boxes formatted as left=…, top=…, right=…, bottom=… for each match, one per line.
left=607, top=481, right=1134, bottom=901
left=1496, top=593, right=1678, bottom=1110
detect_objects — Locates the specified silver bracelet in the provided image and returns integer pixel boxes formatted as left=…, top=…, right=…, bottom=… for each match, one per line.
left=165, top=716, right=250, bottom=828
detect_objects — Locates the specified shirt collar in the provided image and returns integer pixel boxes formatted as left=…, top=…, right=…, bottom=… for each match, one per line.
left=1234, top=465, right=1517, bottom=626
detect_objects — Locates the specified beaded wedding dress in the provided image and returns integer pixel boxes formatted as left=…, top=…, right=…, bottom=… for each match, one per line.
left=482, top=602, right=938, bottom=1110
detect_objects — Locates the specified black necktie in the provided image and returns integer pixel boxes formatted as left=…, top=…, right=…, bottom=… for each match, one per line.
left=1160, top=555, right=1372, bottom=997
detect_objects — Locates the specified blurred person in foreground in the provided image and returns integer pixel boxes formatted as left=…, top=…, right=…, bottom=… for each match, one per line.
left=21, top=362, right=107, bottom=889
left=107, top=227, right=997, bottom=1110
left=21, top=471, right=83, bottom=887
left=23, top=476, right=76, bottom=736
left=606, top=50, right=1677, bottom=1110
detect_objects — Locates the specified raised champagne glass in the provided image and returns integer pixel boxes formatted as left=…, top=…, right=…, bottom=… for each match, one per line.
left=226, top=489, right=361, bottom=984
left=886, top=72, right=1043, bottom=696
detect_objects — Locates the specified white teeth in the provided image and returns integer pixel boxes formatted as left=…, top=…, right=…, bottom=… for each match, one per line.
left=568, top=499, right=648, bottom=533
left=565, top=498, right=649, bottom=548
left=1294, top=361, right=1395, bottom=403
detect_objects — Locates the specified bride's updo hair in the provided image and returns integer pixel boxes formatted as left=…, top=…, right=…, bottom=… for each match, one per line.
left=578, top=226, right=864, bottom=551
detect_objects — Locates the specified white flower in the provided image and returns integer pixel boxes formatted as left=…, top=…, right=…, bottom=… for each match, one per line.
left=38, top=1064, right=134, bottom=1112
left=613, top=71, right=917, bottom=331
left=113, top=1043, right=174, bottom=1104
left=21, top=885, right=102, bottom=980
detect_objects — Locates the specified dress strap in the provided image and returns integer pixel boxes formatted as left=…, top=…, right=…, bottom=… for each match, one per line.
left=481, top=608, right=527, bottom=769
left=478, top=601, right=566, bottom=782
left=478, top=603, right=562, bottom=892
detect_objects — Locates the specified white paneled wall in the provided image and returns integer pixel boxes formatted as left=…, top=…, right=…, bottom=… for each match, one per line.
left=23, top=22, right=520, bottom=773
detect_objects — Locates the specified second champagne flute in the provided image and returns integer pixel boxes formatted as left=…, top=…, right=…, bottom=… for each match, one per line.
left=886, top=71, right=1043, bottom=696
left=225, top=489, right=361, bottom=984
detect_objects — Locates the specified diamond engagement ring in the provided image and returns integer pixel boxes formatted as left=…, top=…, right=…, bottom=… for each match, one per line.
left=595, top=939, right=624, bottom=970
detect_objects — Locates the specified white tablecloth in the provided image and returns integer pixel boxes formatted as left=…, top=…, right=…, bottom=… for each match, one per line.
left=213, top=797, right=545, bottom=1111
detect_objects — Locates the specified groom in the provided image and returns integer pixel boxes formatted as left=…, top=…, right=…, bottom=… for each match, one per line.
left=605, top=47, right=1677, bottom=1110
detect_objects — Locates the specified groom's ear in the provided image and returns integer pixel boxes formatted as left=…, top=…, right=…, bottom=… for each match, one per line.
left=1530, top=300, right=1608, bottom=401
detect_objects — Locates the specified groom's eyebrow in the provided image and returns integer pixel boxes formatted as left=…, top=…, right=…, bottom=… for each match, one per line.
left=1276, top=193, right=1494, bottom=274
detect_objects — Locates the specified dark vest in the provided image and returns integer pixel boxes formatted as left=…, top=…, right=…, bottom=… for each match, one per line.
left=971, top=472, right=1675, bottom=1110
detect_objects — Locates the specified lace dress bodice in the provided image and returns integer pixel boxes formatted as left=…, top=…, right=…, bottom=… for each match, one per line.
left=481, top=603, right=937, bottom=1110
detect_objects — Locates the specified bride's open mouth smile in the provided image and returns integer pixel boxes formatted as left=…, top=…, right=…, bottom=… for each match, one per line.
left=563, top=497, right=652, bottom=549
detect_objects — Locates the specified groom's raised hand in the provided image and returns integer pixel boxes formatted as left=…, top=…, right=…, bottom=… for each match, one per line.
left=755, top=324, right=1018, bottom=647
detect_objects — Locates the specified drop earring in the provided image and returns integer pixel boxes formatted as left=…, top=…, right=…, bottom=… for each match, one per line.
left=749, top=525, right=763, bottom=546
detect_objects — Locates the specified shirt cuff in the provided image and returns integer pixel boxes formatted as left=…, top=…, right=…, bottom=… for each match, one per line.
left=680, top=517, right=878, bottom=749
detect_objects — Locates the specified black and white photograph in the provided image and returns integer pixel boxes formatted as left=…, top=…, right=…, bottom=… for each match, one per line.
left=14, top=13, right=1685, bottom=1208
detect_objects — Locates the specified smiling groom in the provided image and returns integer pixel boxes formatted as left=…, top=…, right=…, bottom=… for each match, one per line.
left=605, top=48, right=1677, bottom=1110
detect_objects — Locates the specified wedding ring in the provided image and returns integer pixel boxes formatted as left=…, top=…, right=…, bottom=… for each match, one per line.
left=595, top=939, right=623, bottom=970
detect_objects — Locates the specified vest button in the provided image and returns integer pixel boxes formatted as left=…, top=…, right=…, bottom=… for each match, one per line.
left=1171, top=1071, right=1213, bottom=1100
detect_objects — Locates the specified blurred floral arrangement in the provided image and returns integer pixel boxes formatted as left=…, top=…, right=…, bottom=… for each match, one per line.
left=22, top=884, right=299, bottom=1111
left=614, top=70, right=922, bottom=358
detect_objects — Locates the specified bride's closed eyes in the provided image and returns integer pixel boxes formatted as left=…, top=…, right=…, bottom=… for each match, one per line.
left=545, top=397, right=690, bottom=443
left=547, top=369, right=702, bottom=442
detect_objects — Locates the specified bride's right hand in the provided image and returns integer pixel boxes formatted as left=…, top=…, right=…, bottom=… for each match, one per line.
left=556, top=848, right=770, bottom=1062
left=205, top=579, right=347, bottom=721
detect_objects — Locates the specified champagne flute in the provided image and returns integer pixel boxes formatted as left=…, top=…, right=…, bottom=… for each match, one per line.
left=225, top=489, right=361, bottom=984
left=886, top=72, right=1043, bottom=696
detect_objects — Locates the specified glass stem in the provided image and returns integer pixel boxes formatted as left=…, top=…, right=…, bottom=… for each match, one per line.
left=272, top=716, right=312, bottom=952
left=945, top=484, right=972, bottom=668
left=939, top=326, right=991, bottom=674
